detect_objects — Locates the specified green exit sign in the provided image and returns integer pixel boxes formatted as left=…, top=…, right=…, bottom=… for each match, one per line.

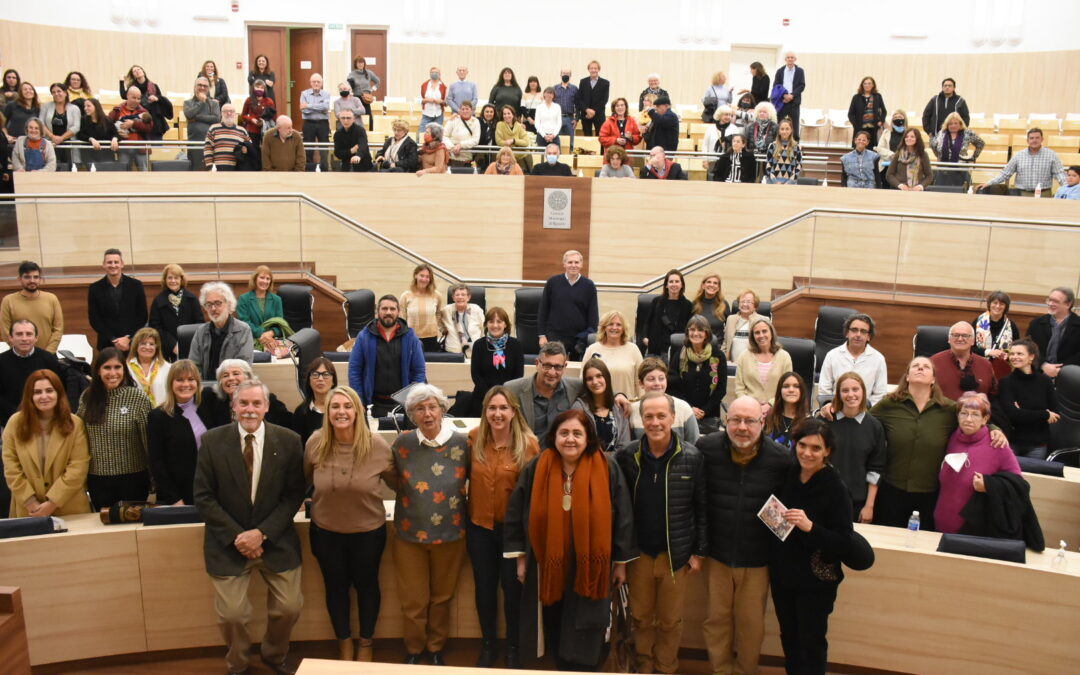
left=328, top=23, right=343, bottom=30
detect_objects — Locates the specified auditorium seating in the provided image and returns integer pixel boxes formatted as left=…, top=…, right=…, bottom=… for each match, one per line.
left=279, top=283, right=315, bottom=331
left=812, top=306, right=857, bottom=376
left=343, top=289, right=375, bottom=338
left=913, top=325, right=950, bottom=358
left=777, top=336, right=816, bottom=388
left=513, top=288, right=543, bottom=356
left=445, top=285, right=486, bottom=311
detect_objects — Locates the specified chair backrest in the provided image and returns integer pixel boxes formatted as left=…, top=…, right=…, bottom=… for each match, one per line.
left=343, top=289, right=375, bottom=339
left=91, top=161, right=128, bottom=171
left=926, top=185, right=964, bottom=193
left=152, top=160, right=191, bottom=171
left=778, top=336, right=816, bottom=389
left=286, top=327, right=322, bottom=393
left=796, top=177, right=821, bottom=186
left=1049, top=365, right=1080, bottom=462
left=445, top=285, right=486, bottom=312
left=423, top=351, right=466, bottom=363
left=634, top=293, right=656, bottom=351
left=814, top=306, right=858, bottom=374
left=448, top=166, right=476, bottom=174
left=177, top=323, right=199, bottom=359
left=278, top=283, right=314, bottom=331
left=757, top=301, right=772, bottom=319
left=514, top=288, right=544, bottom=355
left=913, top=325, right=950, bottom=358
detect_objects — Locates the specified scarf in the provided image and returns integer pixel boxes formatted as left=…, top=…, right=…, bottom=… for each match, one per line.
left=528, top=449, right=612, bottom=606
left=168, top=290, right=183, bottom=316
left=896, top=148, right=923, bottom=187
left=942, top=131, right=965, bottom=163
left=387, top=135, right=406, bottom=164
left=680, top=342, right=713, bottom=374
left=128, top=358, right=162, bottom=406
left=487, top=333, right=508, bottom=369
left=974, top=311, right=1014, bottom=354
left=496, top=161, right=513, bottom=175
left=420, top=134, right=443, bottom=155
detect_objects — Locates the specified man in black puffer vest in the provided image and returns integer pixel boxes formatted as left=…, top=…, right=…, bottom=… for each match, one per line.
left=616, top=392, right=706, bottom=675
left=697, top=395, right=791, bottom=675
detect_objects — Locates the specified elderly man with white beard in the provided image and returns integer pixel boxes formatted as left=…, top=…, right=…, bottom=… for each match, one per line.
left=190, top=281, right=254, bottom=381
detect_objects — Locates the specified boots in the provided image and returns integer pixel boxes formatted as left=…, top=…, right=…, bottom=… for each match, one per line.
left=475, top=639, right=497, bottom=667
left=505, top=643, right=521, bottom=669
left=337, top=638, right=355, bottom=661
left=356, top=637, right=374, bottom=662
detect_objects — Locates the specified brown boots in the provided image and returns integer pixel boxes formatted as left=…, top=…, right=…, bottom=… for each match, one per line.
left=338, top=638, right=355, bottom=661
left=356, top=638, right=374, bottom=662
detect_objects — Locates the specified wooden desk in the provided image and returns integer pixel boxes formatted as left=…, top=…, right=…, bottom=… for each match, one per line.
left=2, top=514, right=1079, bottom=671
left=1024, top=466, right=1080, bottom=548
left=0, top=587, right=31, bottom=674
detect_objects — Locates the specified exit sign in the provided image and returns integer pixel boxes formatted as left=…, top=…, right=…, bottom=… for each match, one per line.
left=328, top=23, right=343, bottom=30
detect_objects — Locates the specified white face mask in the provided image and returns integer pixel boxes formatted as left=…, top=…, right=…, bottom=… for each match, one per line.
left=546, top=154, right=557, bottom=164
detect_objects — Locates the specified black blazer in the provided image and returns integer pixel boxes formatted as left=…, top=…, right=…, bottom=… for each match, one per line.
left=711, top=149, right=757, bottom=183
left=773, top=66, right=806, bottom=105
left=847, top=92, right=887, bottom=131
left=376, top=135, right=419, bottom=173
left=334, top=124, right=373, bottom=171
left=1028, top=313, right=1080, bottom=367
left=576, top=77, right=610, bottom=120
left=201, top=386, right=294, bottom=429
left=147, top=401, right=217, bottom=505
left=148, top=289, right=204, bottom=360
left=193, top=421, right=306, bottom=576
left=291, top=400, right=323, bottom=445
left=87, top=275, right=148, bottom=350
left=751, top=74, right=771, bottom=105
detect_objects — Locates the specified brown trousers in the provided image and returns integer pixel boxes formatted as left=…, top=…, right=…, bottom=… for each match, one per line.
left=393, top=536, right=466, bottom=654
left=210, top=560, right=303, bottom=673
left=701, top=560, right=770, bottom=675
left=628, top=552, right=690, bottom=674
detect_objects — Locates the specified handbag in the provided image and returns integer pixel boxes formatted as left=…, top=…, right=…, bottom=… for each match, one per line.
left=361, top=92, right=374, bottom=105
left=606, top=583, right=637, bottom=673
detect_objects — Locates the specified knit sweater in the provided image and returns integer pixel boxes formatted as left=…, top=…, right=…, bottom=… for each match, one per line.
left=78, top=386, right=151, bottom=476
left=997, top=369, right=1059, bottom=447
left=261, top=128, right=305, bottom=171
left=537, top=274, right=599, bottom=341
left=0, top=291, right=64, bottom=351
left=203, top=122, right=249, bottom=167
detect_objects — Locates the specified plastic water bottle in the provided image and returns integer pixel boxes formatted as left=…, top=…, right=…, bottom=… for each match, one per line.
left=211, top=163, right=218, bottom=172
left=89, top=163, right=97, bottom=172
left=315, top=163, right=321, bottom=173
left=1034, top=182, right=1042, bottom=198
left=70, top=162, right=78, bottom=172
left=905, top=511, right=920, bottom=548
left=1051, top=540, right=1068, bottom=571
left=821, top=178, right=828, bottom=188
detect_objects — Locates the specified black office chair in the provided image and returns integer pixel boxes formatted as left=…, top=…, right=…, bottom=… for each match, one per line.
left=634, top=293, right=656, bottom=352
left=448, top=166, right=476, bottom=174
left=926, top=184, right=963, bottom=193
left=343, top=289, right=375, bottom=339
left=322, top=351, right=350, bottom=362
left=814, top=306, right=858, bottom=376
left=424, top=352, right=466, bottom=363
left=1048, top=365, right=1080, bottom=467
left=913, top=326, right=950, bottom=358
left=177, top=323, right=199, bottom=359
left=90, top=161, right=128, bottom=171
left=278, top=284, right=314, bottom=331
left=151, top=160, right=191, bottom=171
left=757, top=301, right=772, bottom=319
left=514, top=288, right=544, bottom=357
left=667, top=332, right=724, bottom=363
left=285, top=328, right=322, bottom=394
left=56, top=162, right=72, bottom=173
left=778, top=336, right=816, bottom=390
left=796, top=177, right=821, bottom=186
left=445, top=285, right=486, bottom=312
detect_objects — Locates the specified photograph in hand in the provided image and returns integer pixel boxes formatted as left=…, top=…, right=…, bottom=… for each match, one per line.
left=758, top=493, right=795, bottom=541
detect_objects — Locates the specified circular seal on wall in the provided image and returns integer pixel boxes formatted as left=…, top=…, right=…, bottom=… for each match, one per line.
left=547, top=190, right=569, bottom=211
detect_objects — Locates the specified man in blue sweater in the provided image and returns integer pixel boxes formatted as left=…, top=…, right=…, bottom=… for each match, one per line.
left=537, top=250, right=598, bottom=361
left=348, top=295, right=426, bottom=416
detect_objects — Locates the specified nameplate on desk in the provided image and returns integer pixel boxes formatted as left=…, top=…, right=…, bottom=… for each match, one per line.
left=543, top=188, right=572, bottom=229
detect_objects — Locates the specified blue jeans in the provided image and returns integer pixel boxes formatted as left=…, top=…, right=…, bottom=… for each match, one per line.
left=560, top=116, right=576, bottom=150
left=419, top=114, right=444, bottom=139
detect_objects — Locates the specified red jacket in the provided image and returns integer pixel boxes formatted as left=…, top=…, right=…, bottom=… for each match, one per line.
left=240, top=95, right=275, bottom=136
left=108, top=103, right=152, bottom=152
left=599, top=114, right=642, bottom=153
left=419, top=80, right=448, bottom=113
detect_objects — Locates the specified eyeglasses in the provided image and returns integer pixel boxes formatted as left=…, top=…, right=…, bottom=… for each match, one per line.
left=204, top=300, right=225, bottom=309
left=538, top=362, right=567, bottom=372
left=949, top=333, right=973, bottom=340
left=727, top=416, right=762, bottom=427
left=958, top=410, right=985, bottom=419
left=848, top=328, right=871, bottom=335
left=310, top=371, right=333, bottom=380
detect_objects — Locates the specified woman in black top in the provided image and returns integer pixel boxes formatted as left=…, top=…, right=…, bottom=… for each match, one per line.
left=488, top=67, right=522, bottom=120
left=76, top=99, right=120, bottom=165
left=824, top=371, right=886, bottom=522
left=199, top=60, right=230, bottom=108
left=1, top=69, right=20, bottom=105
left=469, top=306, right=524, bottom=417
left=573, top=358, right=630, bottom=453
left=750, top=62, right=770, bottom=105
left=671, top=315, right=727, bottom=434
left=998, top=339, right=1060, bottom=460
left=691, top=272, right=730, bottom=335
left=375, top=120, right=419, bottom=173
left=711, top=133, right=756, bottom=183
left=643, top=269, right=693, bottom=358
left=770, top=418, right=853, bottom=675
left=293, top=357, right=338, bottom=444
left=4, top=81, right=39, bottom=140
left=148, top=264, right=203, bottom=360
left=764, top=372, right=811, bottom=449
left=248, top=54, right=276, bottom=102
left=846, top=77, right=886, bottom=148
left=147, top=359, right=216, bottom=505
left=475, top=103, right=498, bottom=173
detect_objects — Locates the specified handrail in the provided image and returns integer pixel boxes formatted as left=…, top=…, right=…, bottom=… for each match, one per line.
left=7, top=192, right=1076, bottom=294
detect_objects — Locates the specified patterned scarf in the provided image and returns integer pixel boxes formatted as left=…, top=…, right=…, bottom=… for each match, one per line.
left=168, top=290, right=183, bottom=316
left=487, top=333, right=509, bottom=369
left=128, top=358, right=161, bottom=406
left=896, top=148, right=923, bottom=187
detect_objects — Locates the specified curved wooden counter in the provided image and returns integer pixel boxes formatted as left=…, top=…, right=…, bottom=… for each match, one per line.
left=1, top=513, right=1077, bottom=672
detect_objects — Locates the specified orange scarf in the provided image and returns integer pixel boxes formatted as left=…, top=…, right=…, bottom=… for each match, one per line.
left=528, top=448, right=612, bottom=606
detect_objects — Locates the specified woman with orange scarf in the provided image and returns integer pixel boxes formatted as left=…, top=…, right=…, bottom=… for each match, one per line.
left=504, top=409, right=637, bottom=671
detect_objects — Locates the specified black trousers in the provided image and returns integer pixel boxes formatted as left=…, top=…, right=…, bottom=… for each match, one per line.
left=770, top=580, right=838, bottom=675
left=541, top=601, right=608, bottom=671
left=548, top=335, right=585, bottom=361
left=87, top=471, right=150, bottom=511
left=420, top=336, right=442, bottom=353
left=580, top=116, right=603, bottom=137
left=783, top=104, right=802, bottom=140
left=465, top=520, right=523, bottom=646
left=873, top=480, right=937, bottom=531
left=303, top=119, right=330, bottom=169
left=309, top=521, right=387, bottom=639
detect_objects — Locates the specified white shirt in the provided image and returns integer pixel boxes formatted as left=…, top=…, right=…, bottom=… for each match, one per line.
left=419, top=424, right=454, bottom=447
left=238, top=421, right=266, bottom=502
left=817, top=343, right=888, bottom=406
left=442, top=116, right=481, bottom=160
left=422, top=80, right=443, bottom=118
left=535, top=101, right=563, bottom=137
left=783, top=66, right=796, bottom=93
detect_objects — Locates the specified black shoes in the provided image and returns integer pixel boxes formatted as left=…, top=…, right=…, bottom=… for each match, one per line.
left=476, top=639, right=497, bottom=667
left=266, top=661, right=296, bottom=675
left=404, top=651, right=426, bottom=664
left=505, top=644, right=521, bottom=669
left=430, top=650, right=447, bottom=665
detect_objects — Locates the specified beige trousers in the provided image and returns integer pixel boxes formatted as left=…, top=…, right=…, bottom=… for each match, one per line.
left=210, top=559, right=303, bottom=673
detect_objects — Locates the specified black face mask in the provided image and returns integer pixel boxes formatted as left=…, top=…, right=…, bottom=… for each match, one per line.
left=340, top=90, right=350, bottom=97
left=561, top=75, right=570, bottom=83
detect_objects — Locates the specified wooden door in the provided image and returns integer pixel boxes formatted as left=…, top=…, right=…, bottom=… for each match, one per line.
left=247, top=26, right=286, bottom=104
left=350, top=29, right=388, bottom=98
left=288, top=28, right=324, bottom=128
left=729, top=45, right=779, bottom=97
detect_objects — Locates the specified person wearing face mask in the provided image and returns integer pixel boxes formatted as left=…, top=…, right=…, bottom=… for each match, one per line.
left=420, top=66, right=447, bottom=137
left=642, top=146, right=686, bottom=180
left=553, top=69, right=578, bottom=150
left=241, top=79, right=276, bottom=153
left=300, top=73, right=331, bottom=170
left=530, top=142, right=572, bottom=176
left=203, top=103, right=250, bottom=170
left=416, top=122, right=450, bottom=176
left=334, top=82, right=364, bottom=131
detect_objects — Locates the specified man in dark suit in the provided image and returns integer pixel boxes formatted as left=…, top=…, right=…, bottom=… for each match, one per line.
left=1027, top=286, right=1080, bottom=378
left=576, top=60, right=610, bottom=137
left=87, top=248, right=147, bottom=352
left=194, top=378, right=305, bottom=675
left=773, top=52, right=806, bottom=140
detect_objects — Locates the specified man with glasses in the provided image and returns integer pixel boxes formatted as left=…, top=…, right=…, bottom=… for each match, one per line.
left=931, top=321, right=997, bottom=401
left=817, top=313, right=888, bottom=418
left=0, top=260, right=63, bottom=351
left=504, top=341, right=584, bottom=440
left=190, top=281, right=254, bottom=381
left=697, top=396, right=789, bottom=675
left=1028, top=286, right=1080, bottom=378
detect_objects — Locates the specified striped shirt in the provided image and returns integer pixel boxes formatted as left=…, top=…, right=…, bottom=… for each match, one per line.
left=78, top=386, right=151, bottom=476
left=204, top=123, right=250, bottom=167
left=986, top=146, right=1067, bottom=191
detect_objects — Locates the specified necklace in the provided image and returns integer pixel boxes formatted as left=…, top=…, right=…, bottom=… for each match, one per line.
left=561, top=470, right=574, bottom=511
left=329, top=443, right=358, bottom=491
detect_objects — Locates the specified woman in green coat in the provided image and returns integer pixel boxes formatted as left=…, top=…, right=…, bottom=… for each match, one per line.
left=236, top=265, right=291, bottom=351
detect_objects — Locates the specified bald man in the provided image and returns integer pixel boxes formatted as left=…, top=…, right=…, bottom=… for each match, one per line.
left=698, top=396, right=790, bottom=675
left=262, top=115, right=306, bottom=171
left=930, top=321, right=997, bottom=401
left=300, top=73, right=331, bottom=169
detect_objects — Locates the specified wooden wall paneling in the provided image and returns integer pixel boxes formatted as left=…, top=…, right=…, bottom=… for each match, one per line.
left=1026, top=470, right=1080, bottom=551
left=806, top=214, right=902, bottom=288
left=36, top=201, right=131, bottom=269
left=0, top=587, right=31, bottom=674
left=521, top=176, right=591, bottom=281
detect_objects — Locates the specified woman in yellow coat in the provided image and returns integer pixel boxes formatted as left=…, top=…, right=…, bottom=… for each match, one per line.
left=2, top=369, right=91, bottom=517
left=494, top=104, right=533, bottom=172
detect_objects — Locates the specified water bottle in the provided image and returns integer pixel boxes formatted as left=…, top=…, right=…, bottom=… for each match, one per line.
left=70, top=162, right=78, bottom=172
left=905, top=511, right=920, bottom=548
left=1034, top=182, right=1042, bottom=198
left=1051, top=540, right=1068, bottom=571
left=315, top=163, right=321, bottom=173
left=90, top=163, right=97, bottom=172
left=211, top=163, right=218, bottom=172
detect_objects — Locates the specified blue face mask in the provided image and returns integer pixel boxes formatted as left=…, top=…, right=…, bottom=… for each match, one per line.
left=430, top=72, right=440, bottom=81
left=892, top=121, right=905, bottom=132
left=545, top=154, right=558, bottom=164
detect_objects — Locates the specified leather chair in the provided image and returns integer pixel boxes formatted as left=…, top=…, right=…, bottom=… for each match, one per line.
left=322, top=351, right=350, bottom=362
left=814, top=306, right=858, bottom=376
left=926, top=184, right=963, bottom=193
left=796, top=177, right=821, bottom=186
left=151, top=160, right=191, bottom=171
left=286, top=327, right=322, bottom=394
left=177, top=323, right=199, bottom=359
left=343, top=289, right=375, bottom=338
left=514, top=288, right=544, bottom=357
left=778, top=336, right=816, bottom=389
left=758, top=301, right=772, bottom=319
left=424, top=352, right=466, bottom=363
left=634, top=293, right=656, bottom=352
left=1048, top=364, right=1080, bottom=467
left=913, top=326, right=950, bottom=358
left=278, top=284, right=314, bottom=331
left=445, top=285, right=486, bottom=312
left=89, top=161, right=128, bottom=171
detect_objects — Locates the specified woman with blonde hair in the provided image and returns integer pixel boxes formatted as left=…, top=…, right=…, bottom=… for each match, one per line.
left=375, top=118, right=419, bottom=173
left=723, top=289, right=767, bottom=362
left=305, top=385, right=395, bottom=662
left=127, top=327, right=171, bottom=407
left=147, top=359, right=215, bottom=505
left=929, top=111, right=984, bottom=188
left=149, top=263, right=203, bottom=360
left=703, top=71, right=733, bottom=118
left=734, top=318, right=792, bottom=407
left=467, top=386, right=540, bottom=667
left=237, top=265, right=291, bottom=352
left=3, top=370, right=90, bottom=517
left=826, top=371, right=886, bottom=522
left=692, top=273, right=729, bottom=334
left=484, top=146, right=523, bottom=175
left=582, top=309, right=644, bottom=398
left=400, top=263, right=444, bottom=352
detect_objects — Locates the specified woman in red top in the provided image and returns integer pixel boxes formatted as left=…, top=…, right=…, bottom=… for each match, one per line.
left=599, top=97, right=642, bottom=154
